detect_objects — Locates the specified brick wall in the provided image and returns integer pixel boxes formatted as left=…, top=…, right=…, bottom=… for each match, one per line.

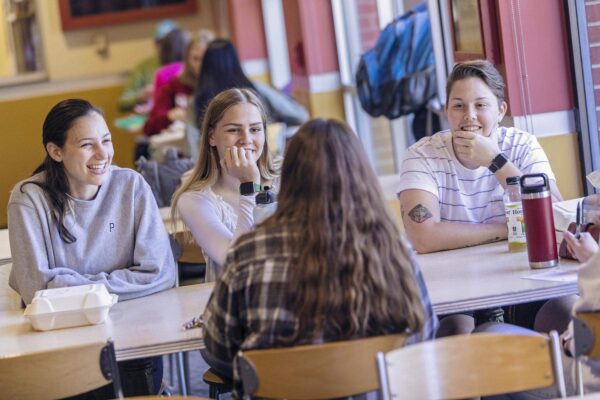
left=356, top=0, right=380, bottom=51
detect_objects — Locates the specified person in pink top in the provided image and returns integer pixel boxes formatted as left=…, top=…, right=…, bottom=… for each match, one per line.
left=143, top=31, right=212, bottom=136
left=149, top=28, right=190, bottom=103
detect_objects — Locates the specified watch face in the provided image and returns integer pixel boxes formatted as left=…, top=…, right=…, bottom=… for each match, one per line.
left=240, top=182, right=261, bottom=195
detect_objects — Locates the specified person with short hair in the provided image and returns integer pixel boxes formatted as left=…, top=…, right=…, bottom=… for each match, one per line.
left=399, top=59, right=562, bottom=254
left=200, top=119, right=437, bottom=394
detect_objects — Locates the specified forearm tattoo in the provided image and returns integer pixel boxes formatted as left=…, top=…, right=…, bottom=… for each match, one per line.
left=408, top=204, right=433, bottom=223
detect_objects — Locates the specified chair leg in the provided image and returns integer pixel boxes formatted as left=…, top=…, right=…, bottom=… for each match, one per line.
left=576, top=358, right=584, bottom=396
left=183, top=351, right=191, bottom=393
left=168, top=354, right=176, bottom=389
left=176, top=352, right=188, bottom=396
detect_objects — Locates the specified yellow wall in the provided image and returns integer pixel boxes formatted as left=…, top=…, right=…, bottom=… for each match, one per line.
left=538, top=133, right=583, bottom=201
left=0, top=0, right=12, bottom=77
left=0, top=85, right=135, bottom=228
left=37, top=0, right=214, bottom=81
left=0, top=0, right=220, bottom=228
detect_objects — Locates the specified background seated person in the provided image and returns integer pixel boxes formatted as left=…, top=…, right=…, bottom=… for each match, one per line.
left=200, top=119, right=438, bottom=394
left=192, top=39, right=309, bottom=159
left=8, top=99, right=176, bottom=397
left=143, top=31, right=211, bottom=137
left=118, top=19, right=179, bottom=113
left=150, top=27, right=189, bottom=103
left=399, top=60, right=562, bottom=254
left=171, top=88, right=279, bottom=282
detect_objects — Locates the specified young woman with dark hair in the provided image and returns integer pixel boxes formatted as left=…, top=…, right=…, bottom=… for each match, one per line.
left=200, top=118, right=437, bottom=392
left=8, top=98, right=176, bottom=397
left=193, top=39, right=308, bottom=133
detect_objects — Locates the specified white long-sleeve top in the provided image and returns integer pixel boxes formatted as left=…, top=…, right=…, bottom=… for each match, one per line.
left=177, top=187, right=256, bottom=281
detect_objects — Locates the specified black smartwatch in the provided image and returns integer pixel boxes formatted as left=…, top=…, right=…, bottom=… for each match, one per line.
left=488, top=153, right=508, bottom=173
left=240, top=182, right=262, bottom=196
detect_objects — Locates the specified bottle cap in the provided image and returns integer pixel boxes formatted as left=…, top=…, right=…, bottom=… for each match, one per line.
left=506, top=176, right=520, bottom=185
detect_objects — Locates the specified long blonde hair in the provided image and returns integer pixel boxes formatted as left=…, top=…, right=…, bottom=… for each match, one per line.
left=264, top=118, right=426, bottom=342
left=171, top=88, right=279, bottom=224
left=178, top=29, right=214, bottom=88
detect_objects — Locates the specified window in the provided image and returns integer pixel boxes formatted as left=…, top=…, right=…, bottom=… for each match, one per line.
left=58, top=0, right=197, bottom=31
left=0, top=0, right=45, bottom=85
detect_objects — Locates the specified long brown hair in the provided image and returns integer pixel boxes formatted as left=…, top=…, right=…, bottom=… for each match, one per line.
left=265, top=119, right=425, bottom=341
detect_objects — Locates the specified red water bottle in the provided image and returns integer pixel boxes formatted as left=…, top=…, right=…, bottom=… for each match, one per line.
left=520, top=173, right=558, bottom=268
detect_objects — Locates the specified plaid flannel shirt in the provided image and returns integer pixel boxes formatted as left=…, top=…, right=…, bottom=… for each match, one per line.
left=202, top=225, right=438, bottom=395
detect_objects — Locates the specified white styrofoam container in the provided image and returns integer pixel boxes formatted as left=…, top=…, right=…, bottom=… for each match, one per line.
left=24, top=284, right=118, bottom=331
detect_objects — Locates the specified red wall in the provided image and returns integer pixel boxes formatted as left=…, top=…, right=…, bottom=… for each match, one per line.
left=295, top=0, right=339, bottom=75
left=496, top=0, right=574, bottom=116
left=357, top=0, right=380, bottom=52
left=227, top=0, right=268, bottom=61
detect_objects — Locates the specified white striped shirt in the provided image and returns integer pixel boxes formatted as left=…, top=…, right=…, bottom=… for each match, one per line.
left=398, top=127, right=556, bottom=224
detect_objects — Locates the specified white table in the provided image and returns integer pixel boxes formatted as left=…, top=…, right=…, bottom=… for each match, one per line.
left=0, top=229, right=10, bottom=265
left=0, top=240, right=583, bottom=360
left=418, top=241, right=580, bottom=315
left=0, top=280, right=213, bottom=361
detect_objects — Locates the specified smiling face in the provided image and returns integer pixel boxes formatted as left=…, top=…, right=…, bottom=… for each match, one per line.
left=208, top=102, right=265, bottom=162
left=446, top=77, right=507, bottom=138
left=46, top=111, right=114, bottom=200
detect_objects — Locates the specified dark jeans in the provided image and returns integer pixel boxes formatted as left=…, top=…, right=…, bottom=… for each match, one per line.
left=63, top=356, right=163, bottom=400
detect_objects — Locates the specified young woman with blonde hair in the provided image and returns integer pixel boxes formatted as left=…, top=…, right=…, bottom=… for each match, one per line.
left=171, top=88, right=279, bottom=281
left=201, top=118, right=437, bottom=388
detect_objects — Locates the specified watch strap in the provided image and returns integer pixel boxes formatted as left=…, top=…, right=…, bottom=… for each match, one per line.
left=240, top=182, right=262, bottom=196
left=488, top=153, right=508, bottom=173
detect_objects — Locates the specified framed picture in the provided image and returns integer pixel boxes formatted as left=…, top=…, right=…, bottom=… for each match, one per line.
left=448, top=0, right=500, bottom=63
left=58, top=0, right=197, bottom=31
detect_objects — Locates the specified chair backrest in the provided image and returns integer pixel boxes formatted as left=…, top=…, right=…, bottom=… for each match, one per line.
left=0, top=339, right=122, bottom=400
left=574, top=311, right=600, bottom=358
left=573, top=311, right=600, bottom=395
left=238, top=334, right=406, bottom=399
left=377, top=332, right=566, bottom=400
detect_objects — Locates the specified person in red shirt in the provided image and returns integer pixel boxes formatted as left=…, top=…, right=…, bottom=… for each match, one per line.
left=143, top=31, right=211, bottom=136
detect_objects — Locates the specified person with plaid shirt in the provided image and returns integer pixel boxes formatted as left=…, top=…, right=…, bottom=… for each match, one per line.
left=201, top=119, right=438, bottom=395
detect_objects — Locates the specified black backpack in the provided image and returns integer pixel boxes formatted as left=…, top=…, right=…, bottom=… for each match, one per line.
left=355, top=3, right=437, bottom=119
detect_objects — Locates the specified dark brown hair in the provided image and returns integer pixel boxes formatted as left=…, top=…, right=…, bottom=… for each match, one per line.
left=446, top=59, right=505, bottom=105
left=23, top=99, right=103, bottom=243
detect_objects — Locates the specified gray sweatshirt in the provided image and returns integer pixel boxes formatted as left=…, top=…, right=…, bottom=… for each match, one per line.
left=8, top=166, right=176, bottom=304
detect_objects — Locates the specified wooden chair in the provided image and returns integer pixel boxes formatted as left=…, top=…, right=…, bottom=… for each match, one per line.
left=377, top=332, right=566, bottom=400
left=0, top=339, right=123, bottom=400
left=202, top=368, right=233, bottom=398
left=237, top=334, right=406, bottom=399
left=573, top=311, right=600, bottom=395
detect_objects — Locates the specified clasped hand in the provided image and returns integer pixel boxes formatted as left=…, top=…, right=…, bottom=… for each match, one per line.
left=220, top=146, right=260, bottom=183
left=453, top=130, right=500, bottom=168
